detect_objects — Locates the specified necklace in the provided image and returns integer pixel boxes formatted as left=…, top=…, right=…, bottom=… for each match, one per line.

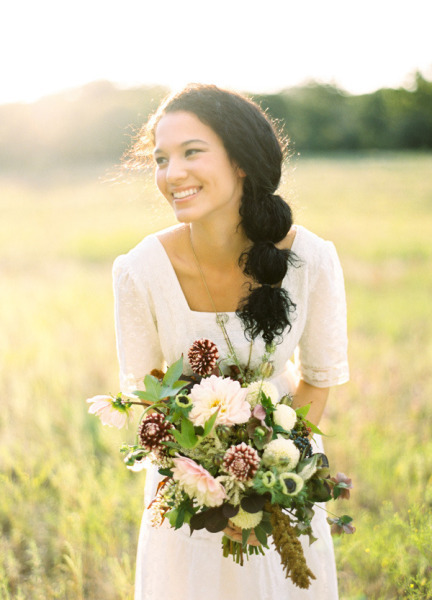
left=189, top=228, right=253, bottom=373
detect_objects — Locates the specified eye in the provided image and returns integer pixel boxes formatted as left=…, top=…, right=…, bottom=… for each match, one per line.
left=185, top=148, right=202, bottom=158
left=155, top=156, right=167, bottom=166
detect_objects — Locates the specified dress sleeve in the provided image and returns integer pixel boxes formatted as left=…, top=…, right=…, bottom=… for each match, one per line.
left=113, top=255, right=164, bottom=393
left=295, top=241, right=349, bottom=388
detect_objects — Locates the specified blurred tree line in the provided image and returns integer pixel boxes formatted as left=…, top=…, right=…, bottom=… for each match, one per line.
left=0, top=72, right=431, bottom=171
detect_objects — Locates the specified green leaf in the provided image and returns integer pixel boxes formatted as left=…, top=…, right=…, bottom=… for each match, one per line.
left=133, top=390, right=159, bottom=403
left=339, top=515, right=353, bottom=525
left=304, top=418, right=326, bottom=437
left=259, top=519, right=273, bottom=534
left=203, top=409, right=219, bottom=437
left=160, top=440, right=181, bottom=450
left=204, top=507, right=228, bottom=533
left=143, top=375, right=163, bottom=400
left=253, top=525, right=269, bottom=548
left=163, top=357, right=184, bottom=387
left=190, top=510, right=208, bottom=532
left=242, top=528, right=252, bottom=548
left=222, top=503, right=239, bottom=519
left=295, top=404, right=311, bottom=419
left=175, top=505, right=186, bottom=529
left=166, top=509, right=178, bottom=528
left=158, top=467, right=174, bottom=477
left=240, top=494, right=267, bottom=513
left=171, top=418, right=198, bottom=449
left=181, top=417, right=198, bottom=447
left=161, top=380, right=189, bottom=399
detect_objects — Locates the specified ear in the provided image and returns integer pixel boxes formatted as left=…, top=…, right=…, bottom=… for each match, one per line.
left=237, top=166, right=247, bottom=178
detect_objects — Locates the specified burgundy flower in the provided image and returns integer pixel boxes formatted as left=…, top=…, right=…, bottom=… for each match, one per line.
left=328, top=517, right=356, bottom=535
left=331, top=472, right=353, bottom=500
left=138, top=413, right=173, bottom=456
left=188, top=339, right=219, bottom=376
left=223, top=443, right=260, bottom=481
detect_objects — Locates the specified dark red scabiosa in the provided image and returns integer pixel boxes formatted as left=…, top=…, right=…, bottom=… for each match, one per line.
left=138, top=413, right=173, bottom=457
left=223, top=442, right=260, bottom=481
left=188, top=338, right=219, bottom=376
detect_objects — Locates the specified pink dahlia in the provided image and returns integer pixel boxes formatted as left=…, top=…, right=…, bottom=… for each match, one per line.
left=87, top=395, right=129, bottom=428
left=172, top=456, right=226, bottom=507
left=188, top=375, right=251, bottom=427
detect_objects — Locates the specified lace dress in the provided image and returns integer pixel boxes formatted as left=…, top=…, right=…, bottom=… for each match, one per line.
left=113, top=225, right=349, bottom=600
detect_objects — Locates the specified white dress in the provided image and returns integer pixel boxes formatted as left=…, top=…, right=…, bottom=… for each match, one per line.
left=113, top=224, right=349, bottom=600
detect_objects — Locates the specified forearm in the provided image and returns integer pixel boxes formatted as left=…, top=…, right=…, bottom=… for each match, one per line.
left=291, top=380, right=330, bottom=426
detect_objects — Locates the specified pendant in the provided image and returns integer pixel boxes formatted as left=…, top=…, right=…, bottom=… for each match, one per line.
left=216, top=313, right=229, bottom=327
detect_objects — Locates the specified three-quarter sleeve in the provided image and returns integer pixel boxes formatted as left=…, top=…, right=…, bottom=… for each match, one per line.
left=295, top=240, right=349, bottom=387
left=113, top=255, right=164, bottom=393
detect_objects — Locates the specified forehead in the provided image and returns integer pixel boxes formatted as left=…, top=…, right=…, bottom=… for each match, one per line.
left=154, top=111, right=222, bottom=150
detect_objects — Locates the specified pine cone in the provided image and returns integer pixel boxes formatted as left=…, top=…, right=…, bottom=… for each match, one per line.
left=188, top=339, right=219, bottom=376
left=138, top=413, right=173, bottom=456
left=223, top=443, right=260, bottom=481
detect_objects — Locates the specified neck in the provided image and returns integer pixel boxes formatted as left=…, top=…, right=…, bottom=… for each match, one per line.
left=189, top=220, right=249, bottom=268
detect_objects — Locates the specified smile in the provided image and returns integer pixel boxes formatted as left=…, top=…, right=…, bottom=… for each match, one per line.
left=172, top=187, right=200, bottom=200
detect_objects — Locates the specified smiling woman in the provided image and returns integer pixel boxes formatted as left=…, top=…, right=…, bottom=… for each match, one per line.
left=113, top=83, right=348, bottom=599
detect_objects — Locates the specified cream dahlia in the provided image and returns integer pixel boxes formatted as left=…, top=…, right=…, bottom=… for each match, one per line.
left=230, top=507, right=263, bottom=529
left=172, top=456, right=226, bottom=507
left=262, top=438, right=300, bottom=470
left=273, top=404, right=297, bottom=431
left=245, top=381, right=279, bottom=408
left=188, top=375, right=251, bottom=427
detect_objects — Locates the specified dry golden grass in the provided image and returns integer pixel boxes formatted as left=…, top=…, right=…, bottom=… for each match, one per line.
left=1, top=153, right=431, bottom=599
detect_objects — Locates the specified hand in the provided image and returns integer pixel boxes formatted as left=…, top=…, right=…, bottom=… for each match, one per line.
left=223, top=521, right=261, bottom=547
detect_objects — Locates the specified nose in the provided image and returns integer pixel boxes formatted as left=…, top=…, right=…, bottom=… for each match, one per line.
left=165, top=157, right=187, bottom=183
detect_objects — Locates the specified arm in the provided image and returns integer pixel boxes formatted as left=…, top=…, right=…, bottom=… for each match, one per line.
left=291, top=380, right=330, bottom=426
left=113, top=254, right=164, bottom=392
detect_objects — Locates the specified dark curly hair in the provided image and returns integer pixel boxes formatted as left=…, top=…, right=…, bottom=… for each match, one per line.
left=133, top=84, right=298, bottom=345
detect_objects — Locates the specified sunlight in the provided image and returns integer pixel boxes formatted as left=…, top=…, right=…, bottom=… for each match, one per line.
left=1, top=0, right=431, bottom=104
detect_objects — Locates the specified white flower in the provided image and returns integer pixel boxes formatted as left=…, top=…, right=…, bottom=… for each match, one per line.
left=273, top=404, right=297, bottom=431
left=279, top=472, right=304, bottom=496
left=245, top=381, right=279, bottom=408
left=262, top=438, right=300, bottom=470
left=230, top=507, right=263, bottom=529
left=188, top=375, right=251, bottom=427
left=87, top=395, right=129, bottom=428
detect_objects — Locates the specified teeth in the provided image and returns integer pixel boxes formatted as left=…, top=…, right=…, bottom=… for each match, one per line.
left=172, top=188, right=199, bottom=199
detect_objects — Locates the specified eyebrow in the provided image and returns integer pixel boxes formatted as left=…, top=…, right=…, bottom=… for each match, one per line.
left=153, top=139, right=209, bottom=155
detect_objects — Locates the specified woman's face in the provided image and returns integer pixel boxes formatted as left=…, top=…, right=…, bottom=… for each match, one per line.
left=153, top=111, right=245, bottom=225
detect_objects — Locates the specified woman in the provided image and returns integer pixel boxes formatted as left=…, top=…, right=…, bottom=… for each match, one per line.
left=113, top=84, right=349, bottom=599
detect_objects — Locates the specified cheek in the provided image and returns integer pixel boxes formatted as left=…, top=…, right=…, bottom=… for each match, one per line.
left=155, top=169, right=166, bottom=194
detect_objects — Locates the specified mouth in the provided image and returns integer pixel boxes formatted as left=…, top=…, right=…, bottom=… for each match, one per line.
left=172, top=187, right=201, bottom=201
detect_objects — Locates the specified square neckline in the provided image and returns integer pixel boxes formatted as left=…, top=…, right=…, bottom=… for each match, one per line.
left=151, top=225, right=301, bottom=317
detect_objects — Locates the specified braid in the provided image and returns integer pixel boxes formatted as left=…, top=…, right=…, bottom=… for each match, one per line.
left=236, top=192, right=298, bottom=345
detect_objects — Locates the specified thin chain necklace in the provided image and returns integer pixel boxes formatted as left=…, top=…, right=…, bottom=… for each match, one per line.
left=189, top=227, right=253, bottom=372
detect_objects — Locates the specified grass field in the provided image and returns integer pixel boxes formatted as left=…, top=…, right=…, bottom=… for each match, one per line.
left=1, top=152, right=431, bottom=599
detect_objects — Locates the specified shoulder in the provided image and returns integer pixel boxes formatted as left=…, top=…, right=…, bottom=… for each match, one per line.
left=291, top=225, right=342, bottom=284
left=113, top=224, right=183, bottom=284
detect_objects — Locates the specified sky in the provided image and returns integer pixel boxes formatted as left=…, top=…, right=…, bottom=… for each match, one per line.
left=1, top=0, right=431, bottom=105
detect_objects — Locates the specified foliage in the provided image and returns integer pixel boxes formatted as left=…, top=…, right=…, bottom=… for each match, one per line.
left=1, top=73, right=432, bottom=173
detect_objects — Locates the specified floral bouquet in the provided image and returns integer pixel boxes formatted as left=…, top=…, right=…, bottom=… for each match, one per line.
left=87, top=339, right=354, bottom=589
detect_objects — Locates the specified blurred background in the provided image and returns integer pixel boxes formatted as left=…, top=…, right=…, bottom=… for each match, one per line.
left=1, top=1, right=431, bottom=598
